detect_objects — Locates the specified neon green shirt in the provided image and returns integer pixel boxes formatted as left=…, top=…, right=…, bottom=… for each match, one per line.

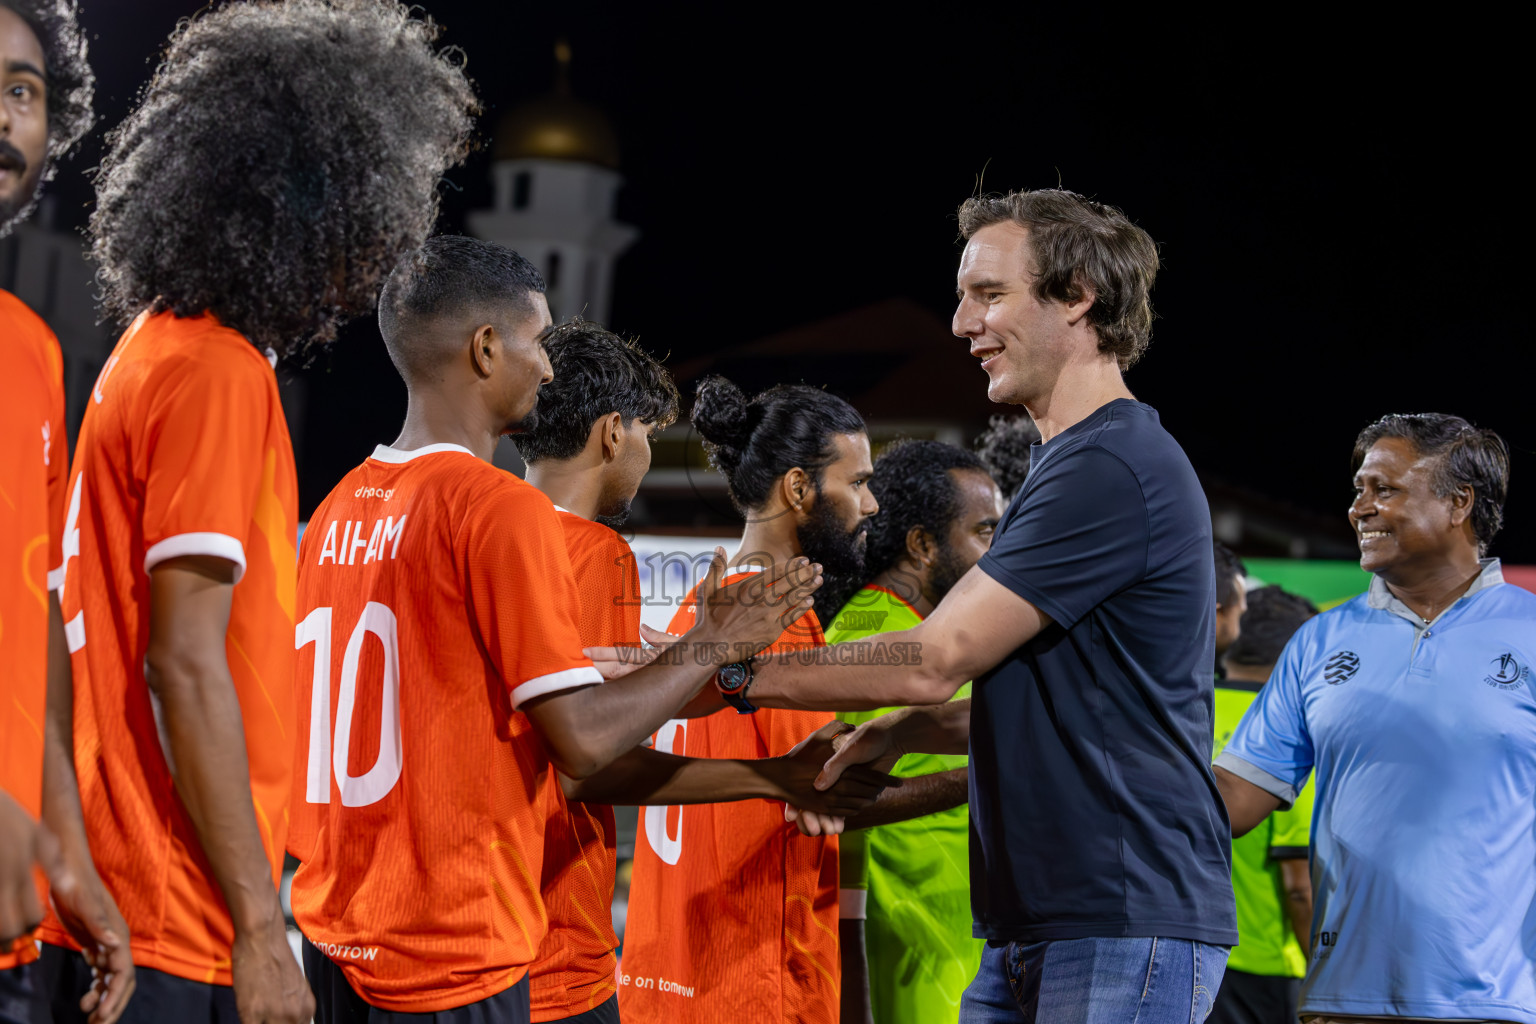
left=829, top=585, right=982, bottom=1024
left=1214, top=680, right=1313, bottom=978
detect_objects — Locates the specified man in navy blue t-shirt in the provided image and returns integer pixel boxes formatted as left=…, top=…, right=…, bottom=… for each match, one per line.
left=737, top=189, right=1236, bottom=1023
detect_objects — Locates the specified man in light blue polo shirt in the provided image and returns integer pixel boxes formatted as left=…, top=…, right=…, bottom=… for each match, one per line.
left=1216, top=412, right=1536, bottom=1023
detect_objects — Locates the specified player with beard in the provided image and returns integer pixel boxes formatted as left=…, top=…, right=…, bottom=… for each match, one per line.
left=1, top=4, right=134, bottom=1022
left=43, top=4, right=478, bottom=1022
left=617, top=376, right=877, bottom=1024
left=826, top=440, right=1002, bottom=1024
left=291, top=240, right=826, bottom=1022
left=513, top=325, right=892, bottom=1024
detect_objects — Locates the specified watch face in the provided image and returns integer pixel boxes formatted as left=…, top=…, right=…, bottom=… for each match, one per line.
left=717, top=661, right=750, bottom=693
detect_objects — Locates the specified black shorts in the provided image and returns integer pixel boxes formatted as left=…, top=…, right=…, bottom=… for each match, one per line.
left=0, top=962, right=39, bottom=1024
left=37, top=943, right=239, bottom=1023
left=552, top=994, right=619, bottom=1024
left=1207, top=966, right=1300, bottom=1024
left=304, top=938, right=531, bottom=1023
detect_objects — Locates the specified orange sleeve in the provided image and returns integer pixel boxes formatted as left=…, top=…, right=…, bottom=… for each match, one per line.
left=43, top=334, right=67, bottom=590
left=140, top=347, right=273, bottom=580
left=464, top=488, right=603, bottom=708
left=567, top=528, right=641, bottom=649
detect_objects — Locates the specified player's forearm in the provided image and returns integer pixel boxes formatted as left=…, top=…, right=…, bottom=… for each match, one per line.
left=41, top=594, right=93, bottom=862
left=883, top=700, right=972, bottom=757
left=1214, top=765, right=1283, bottom=837
left=533, top=649, right=727, bottom=779
left=144, top=652, right=282, bottom=935
left=561, top=746, right=777, bottom=806
left=842, top=767, right=968, bottom=830
left=750, top=621, right=966, bottom=711
left=1280, top=858, right=1313, bottom=957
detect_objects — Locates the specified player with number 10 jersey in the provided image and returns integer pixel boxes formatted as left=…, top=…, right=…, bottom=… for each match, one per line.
left=287, top=442, right=602, bottom=1013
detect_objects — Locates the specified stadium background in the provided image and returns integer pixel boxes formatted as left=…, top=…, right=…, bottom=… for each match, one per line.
left=3, top=0, right=1527, bottom=958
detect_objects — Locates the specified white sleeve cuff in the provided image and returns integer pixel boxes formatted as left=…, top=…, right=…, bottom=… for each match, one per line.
left=1214, top=751, right=1297, bottom=809
left=144, top=532, right=247, bottom=583
left=510, top=665, right=604, bottom=709
left=839, top=888, right=867, bottom=920
left=47, top=565, right=64, bottom=592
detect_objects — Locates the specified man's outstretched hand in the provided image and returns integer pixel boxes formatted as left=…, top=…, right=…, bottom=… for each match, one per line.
left=816, top=713, right=908, bottom=790
left=764, top=722, right=899, bottom=821
left=583, top=549, right=823, bottom=678
left=784, top=719, right=910, bottom=836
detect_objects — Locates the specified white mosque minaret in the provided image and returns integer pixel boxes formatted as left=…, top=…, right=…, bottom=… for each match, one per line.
left=467, top=41, right=639, bottom=325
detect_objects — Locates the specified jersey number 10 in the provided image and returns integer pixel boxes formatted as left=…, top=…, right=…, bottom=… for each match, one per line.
left=296, top=603, right=403, bottom=808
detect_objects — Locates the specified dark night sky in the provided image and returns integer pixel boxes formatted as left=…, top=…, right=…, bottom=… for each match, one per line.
left=56, top=3, right=1531, bottom=559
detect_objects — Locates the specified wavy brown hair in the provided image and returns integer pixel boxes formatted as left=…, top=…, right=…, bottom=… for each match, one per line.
left=88, top=0, right=477, bottom=360
left=958, top=189, right=1160, bottom=370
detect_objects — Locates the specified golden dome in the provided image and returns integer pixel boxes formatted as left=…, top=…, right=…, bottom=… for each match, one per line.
left=492, top=42, right=620, bottom=169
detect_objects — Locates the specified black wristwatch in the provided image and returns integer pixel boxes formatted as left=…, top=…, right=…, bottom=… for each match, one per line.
left=714, top=658, right=757, bottom=714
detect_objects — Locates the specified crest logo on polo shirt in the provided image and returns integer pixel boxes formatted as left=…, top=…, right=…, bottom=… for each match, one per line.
left=1484, top=652, right=1530, bottom=691
left=1323, top=650, right=1360, bottom=685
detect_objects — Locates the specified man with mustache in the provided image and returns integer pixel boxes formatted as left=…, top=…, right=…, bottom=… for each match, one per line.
left=1217, top=414, right=1535, bottom=1024
left=1, top=3, right=133, bottom=1021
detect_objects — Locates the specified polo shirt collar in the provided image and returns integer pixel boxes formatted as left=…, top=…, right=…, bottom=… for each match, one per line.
left=1366, top=557, right=1505, bottom=627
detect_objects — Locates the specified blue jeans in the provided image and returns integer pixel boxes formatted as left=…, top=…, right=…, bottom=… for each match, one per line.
left=959, top=936, right=1229, bottom=1024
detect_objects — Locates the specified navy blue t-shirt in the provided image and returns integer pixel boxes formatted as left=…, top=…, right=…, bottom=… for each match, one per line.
left=971, top=399, right=1236, bottom=945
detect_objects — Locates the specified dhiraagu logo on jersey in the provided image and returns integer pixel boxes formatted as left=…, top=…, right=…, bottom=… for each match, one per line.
left=1484, top=652, right=1530, bottom=691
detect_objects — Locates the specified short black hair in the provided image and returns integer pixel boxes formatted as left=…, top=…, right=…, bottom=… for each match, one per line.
left=863, top=439, right=990, bottom=581
left=1353, top=413, right=1510, bottom=555
left=0, top=0, right=92, bottom=233
left=512, top=319, right=679, bottom=463
left=1213, top=541, right=1247, bottom=607
left=89, top=0, right=477, bottom=361
left=691, top=376, right=865, bottom=514
left=378, top=235, right=546, bottom=380
left=1225, top=586, right=1317, bottom=668
left=973, top=415, right=1040, bottom=499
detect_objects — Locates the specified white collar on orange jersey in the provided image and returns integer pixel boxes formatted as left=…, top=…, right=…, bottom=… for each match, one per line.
left=369, top=442, right=477, bottom=464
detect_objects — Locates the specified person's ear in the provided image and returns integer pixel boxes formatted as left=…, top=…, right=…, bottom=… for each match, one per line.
left=1449, top=484, right=1475, bottom=528
left=783, top=468, right=809, bottom=512
left=470, top=324, right=497, bottom=378
left=1063, top=278, right=1097, bottom=328
left=907, top=525, right=936, bottom=568
left=599, top=412, right=624, bottom=462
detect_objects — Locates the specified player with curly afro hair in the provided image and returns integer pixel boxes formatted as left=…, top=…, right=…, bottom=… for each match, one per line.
left=972, top=413, right=1040, bottom=501
left=89, top=0, right=478, bottom=360
left=0, top=0, right=92, bottom=234
left=41, top=4, right=478, bottom=1023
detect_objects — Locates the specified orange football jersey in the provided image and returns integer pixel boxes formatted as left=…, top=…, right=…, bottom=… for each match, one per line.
left=529, top=510, right=641, bottom=1021
left=287, top=446, right=604, bottom=1013
left=619, top=569, right=840, bottom=1024
left=39, top=309, right=298, bottom=985
left=0, top=290, right=68, bottom=969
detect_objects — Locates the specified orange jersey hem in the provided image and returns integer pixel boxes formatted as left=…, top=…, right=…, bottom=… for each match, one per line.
left=312, top=950, right=530, bottom=1015
left=0, top=937, right=40, bottom=971
left=38, top=927, right=233, bottom=987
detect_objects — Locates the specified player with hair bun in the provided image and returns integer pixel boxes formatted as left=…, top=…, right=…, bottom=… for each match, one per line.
left=618, top=375, right=877, bottom=1024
